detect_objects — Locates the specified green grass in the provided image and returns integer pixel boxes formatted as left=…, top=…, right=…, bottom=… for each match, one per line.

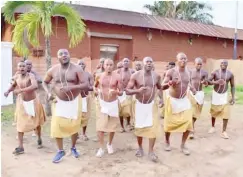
left=1, top=105, right=15, bottom=123
left=203, top=85, right=243, bottom=105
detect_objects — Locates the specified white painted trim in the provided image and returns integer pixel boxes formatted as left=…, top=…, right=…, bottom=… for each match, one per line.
left=1, top=42, right=14, bottom=48
left=100, top=44, right=119, bottom=47
left=89, top=32, right=132, bottom=40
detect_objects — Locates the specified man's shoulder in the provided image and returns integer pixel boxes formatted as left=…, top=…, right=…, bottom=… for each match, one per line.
left=28, top=72, right=36, bottom=78
left=48, top=64, right=59, bottom=72
left=130, top=68, right=135, bottom=74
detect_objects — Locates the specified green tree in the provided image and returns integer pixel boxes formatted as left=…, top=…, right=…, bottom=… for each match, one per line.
left=144, top=1, right=213, bottom=24
left=3, top=1, right=86, bottom=115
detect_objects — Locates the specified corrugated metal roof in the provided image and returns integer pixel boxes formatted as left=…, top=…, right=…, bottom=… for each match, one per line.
left=10, top=4, right=243, bottom=40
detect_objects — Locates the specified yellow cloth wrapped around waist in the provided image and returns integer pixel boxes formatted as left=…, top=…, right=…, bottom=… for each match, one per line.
left=119, top=93, right=132, bottom=118
left=164, top=95, right=193, bottom=133
left=133, top=100, right=161, bottom=138
left=210, top=104, right=230, bottom=119
left=51, top=95, right=82, bottom=138
left=15, top=95, right=46, bottom=133
left=96, top=98, right=120, bottom=132
left=81, top=94, right=92, bottom=127
left=188, top=91, right=203, bottom=119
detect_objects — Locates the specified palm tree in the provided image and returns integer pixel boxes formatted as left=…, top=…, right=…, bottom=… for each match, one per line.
left=3, top=1, right=86, bottom=115
left=144, top=1, right=213, bottom=24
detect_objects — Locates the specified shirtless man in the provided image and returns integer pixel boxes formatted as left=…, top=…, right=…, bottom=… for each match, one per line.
left=159, top=62, right=176, bottom=119
left=208, top=59, right=235, bottom=139
left=25, top=60, right=43, bottom=137
left=77, top=60, right=94, bottom=141
left=13, top=60, right=42, bottom=137
left=4, top=61, right=45, bottom=155
left=116, top=61, right=123, bottom=70
left=188, top=58, right=208, bottom=139
left=25, top=60, right=42, bottom=83
left=134, top=61, right=142, bottom=72
left=43, top=49, right=88, bottom=163
left=126, top=57, right=163, bottom=162
left=162, top=52, right=195, bottom=155
left=93, top=58, right=105, bottom=78
left=94, top=58, right=123, bottom=157
left=117, top=58, right=135, bottom=132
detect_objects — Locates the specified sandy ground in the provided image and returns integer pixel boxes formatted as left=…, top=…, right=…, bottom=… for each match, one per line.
left=1, top=102, right=243, bottom=177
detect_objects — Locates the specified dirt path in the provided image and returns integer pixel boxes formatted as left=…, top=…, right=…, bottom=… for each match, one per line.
left=2, top=103, right=243, bottom=177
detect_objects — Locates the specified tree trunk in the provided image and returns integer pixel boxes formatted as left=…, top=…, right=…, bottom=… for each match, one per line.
left=44, top=37, right=52, bottom=116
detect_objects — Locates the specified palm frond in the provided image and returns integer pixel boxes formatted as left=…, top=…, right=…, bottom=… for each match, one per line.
left=51, top=3, right=86, bottom=48
left=3, top=1, right=35, bottom=25
left=12, top=13, right=40, bottom=56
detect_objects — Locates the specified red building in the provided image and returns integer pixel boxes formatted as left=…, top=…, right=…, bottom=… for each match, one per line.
left=1, top=4, right=243, bottom=76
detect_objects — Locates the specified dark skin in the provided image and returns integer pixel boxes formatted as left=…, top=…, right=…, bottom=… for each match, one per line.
left=208, top=60, right=235, bottom=132
left=4, top=62, right=41, bottom=149
left=126, top=57, right=162, bottom=155
left=190, top=59, right=208, bottom=129
left=77, top=60, right=94, bottom=137
left=135, top=62, right=142, bottom=72
left=162, top=53, right=195, bottom=148
left=42, top=49, right=88, bottom=151
left=117, top=58, right=135, bottom=130
left=95, top=59, right=123, bottom=148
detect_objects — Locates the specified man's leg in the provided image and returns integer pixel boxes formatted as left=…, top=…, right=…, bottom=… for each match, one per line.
left=135, top=136, right=144, bottom=157
left=208, top=117, right=216, bottom=133
left=119, top=116, right=125, bottom=132
left=108, top=132, right=115, bottom=145
left=221, top=119, right=229, bottom=139
left=18, top=132, right=24, bottom=148
left=56, top=138, right=64, bottom=150
left=148, top=138, right=158, bottom=162
left=71, top=133, right=79, bottom=148
left=13, top=132, right=25, bottom=155
left=96, top=131, right=105, bottom=157
left=82, top=126, right=89, bottom=141
left=164, top=132, right=171, bottom=151
left=35, top=126, right=43, bottom=148
left=97, top=131, right=105, bottom=148
left=193, top=118, right=197, bottom=129
left=70, top=133, right=80, bottom=158
left=107, top=132, right=115, bottom=154
left=52, top=138, right=65, bottom=163
left=190, top=118, right=197, bottom=139
left=181, top=130, right=190, bottom=155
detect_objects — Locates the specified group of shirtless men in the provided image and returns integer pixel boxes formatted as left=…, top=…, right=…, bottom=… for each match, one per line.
left=4, top=49, right=235, bottom=163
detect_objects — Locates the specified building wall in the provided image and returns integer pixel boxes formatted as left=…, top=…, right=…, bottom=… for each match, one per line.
left=2, top=18, right=243, bottom=78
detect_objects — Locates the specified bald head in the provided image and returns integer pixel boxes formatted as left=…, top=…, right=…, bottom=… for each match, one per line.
left=143, top=57, right=153, bottom=71
left=18, top=61, right=27, bottom=74
left=135, top=61, right=142, bottom=71
left=176, top=52, right=187, bottom=68
left=194, top=57, right=203, bottom=70
left=25, top=59, right=32, bottom=72
left=77, top=59, right=86, bottom=70
left=104, top=58, right=114, bottom=73
left=117, top=61, right=123, bottom=69
left=195, top=57, right=203, bottom=64
left=57, top=49, right=70, bottom=65
left=122, top=58, right=130, bottom=69
left=220, top=59, right=228, bottom=70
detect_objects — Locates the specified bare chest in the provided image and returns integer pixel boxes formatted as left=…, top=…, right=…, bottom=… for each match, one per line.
left=172, top=71, right=190, bottom=84
left=137, top=75, right=156, bottom=87
left=191, top=71, right=203, bottom=81
left=53, top=70, right=78, bottom=83
left=16, top=77, right=31, bottom=88
left=215, top=71, right=231, bottom=81
left=100, top=76, right=117, bottom=88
